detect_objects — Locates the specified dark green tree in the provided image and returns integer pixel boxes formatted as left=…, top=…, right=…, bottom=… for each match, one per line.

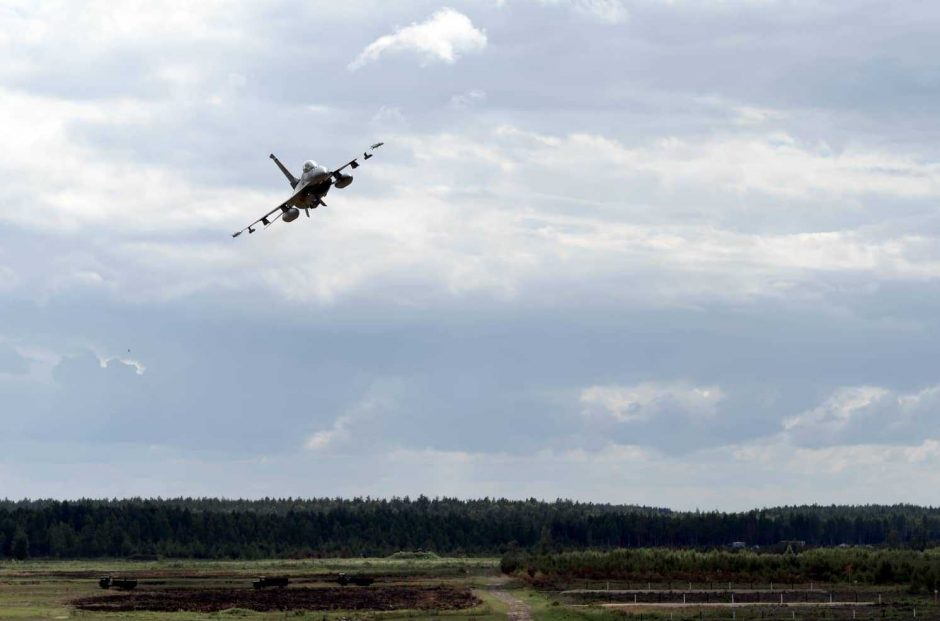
left=11, top=527, right=29, bottom=560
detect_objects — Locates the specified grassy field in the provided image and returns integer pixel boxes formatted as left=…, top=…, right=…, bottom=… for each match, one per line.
left=6, top=556, right=939, bottom=621
left=0, top=557, right=501, bottom=621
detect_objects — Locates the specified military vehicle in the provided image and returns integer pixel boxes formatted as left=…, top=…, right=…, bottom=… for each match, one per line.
left=252, top=576, right=290, bottom=589
left=98, top=575, right=138, bottom=590
left=336, top=572, right=374, bottom=586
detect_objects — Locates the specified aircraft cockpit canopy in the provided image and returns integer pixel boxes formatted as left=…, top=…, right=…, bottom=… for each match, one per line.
left=303, top=160, right=318, bottom=173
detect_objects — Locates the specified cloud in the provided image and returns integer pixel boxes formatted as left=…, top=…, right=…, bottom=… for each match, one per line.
left=732, top=437, right=940, bottom=478
left=571, top=0, right=628, bottom=23
left=305, top=379, right=403, bottom=451
left=372, top=105, right=407, bottom=126
left=0, top=87, right=270, bottom=236
left=450, top=89, right=487, bottom=109
left=783, top=384, right=940, bottom=448
left=581, top=381, right=725, bottom=422
left=532, top=0, right=628, bottom=23
left=0, top=345, right=29, bottom=375
left=6, top=0, right=940, bottom=506
left=0, top=265, right=17, bottom=289
left=103, top=356, right=147, bottom=376
left=9, top=119, right=940, bottom=310
left=348, top=8, right=487, bottom=70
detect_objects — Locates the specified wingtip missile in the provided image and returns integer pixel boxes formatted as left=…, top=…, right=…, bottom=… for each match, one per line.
left=371, top=142, right=384, bottom=149
left=232, top=231, right=242, bottom=238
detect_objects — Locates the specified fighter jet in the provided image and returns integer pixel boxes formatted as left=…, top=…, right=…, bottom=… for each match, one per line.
left=232, top=142, right=384, bottom=237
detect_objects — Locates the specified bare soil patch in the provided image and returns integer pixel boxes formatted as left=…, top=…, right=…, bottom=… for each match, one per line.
left=71, top=584, right=480, bottom=613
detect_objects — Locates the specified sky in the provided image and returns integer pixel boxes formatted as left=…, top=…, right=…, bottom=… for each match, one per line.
left=3, top=0, right=940, bottom=509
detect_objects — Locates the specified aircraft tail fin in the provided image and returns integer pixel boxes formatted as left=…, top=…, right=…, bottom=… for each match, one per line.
left=270, top=154, right=299, bottom=188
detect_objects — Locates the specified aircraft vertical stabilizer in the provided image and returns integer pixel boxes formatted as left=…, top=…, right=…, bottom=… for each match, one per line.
left=270, top=154, right=299, bottom=188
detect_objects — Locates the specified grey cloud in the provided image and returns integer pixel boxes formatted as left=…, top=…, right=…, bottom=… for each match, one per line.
left=4, top=0, right=940, bottom=504
left=0, top=345, right=28, bottom=375
left=784, top=384, right=940, bottom=448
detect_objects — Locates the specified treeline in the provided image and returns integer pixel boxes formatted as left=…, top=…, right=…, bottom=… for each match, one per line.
left=1, top=498, right=940, bottom=560
left=501, top=548, right=940, bottom=591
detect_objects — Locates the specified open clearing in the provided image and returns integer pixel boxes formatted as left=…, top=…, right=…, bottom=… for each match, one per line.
left=3, top=557, right=940, bottom=621
left=0, top=557, right=501, bottom=620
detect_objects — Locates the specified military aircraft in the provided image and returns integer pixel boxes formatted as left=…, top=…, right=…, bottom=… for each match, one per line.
left=231, top=142, right=384, bottom=237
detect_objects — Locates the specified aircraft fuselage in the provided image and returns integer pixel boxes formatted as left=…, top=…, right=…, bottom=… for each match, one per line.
left=295, top=179, right=332, bottom=209
left=290, top=164, right=333, bottom=209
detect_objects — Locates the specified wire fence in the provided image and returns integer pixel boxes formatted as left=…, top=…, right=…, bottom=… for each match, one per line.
left=553, top=583, right=940, bottom=621
left=625, top=608, right=936, bottom=621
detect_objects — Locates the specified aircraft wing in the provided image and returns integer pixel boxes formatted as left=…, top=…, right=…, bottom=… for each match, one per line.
left=231, top=197, right=292, bottom=238
left=330, top=142, right=384, bottom=180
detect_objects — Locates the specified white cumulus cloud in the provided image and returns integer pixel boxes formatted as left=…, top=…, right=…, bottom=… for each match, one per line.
left=782, top=384, right=940, bottom=448
left=348, top=8, right=487, bottom=70
left=581, top=381, right=725, bottom=422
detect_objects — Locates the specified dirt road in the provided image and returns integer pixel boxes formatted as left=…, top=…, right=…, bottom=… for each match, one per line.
left=490, top=588, right=533, bottom=621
